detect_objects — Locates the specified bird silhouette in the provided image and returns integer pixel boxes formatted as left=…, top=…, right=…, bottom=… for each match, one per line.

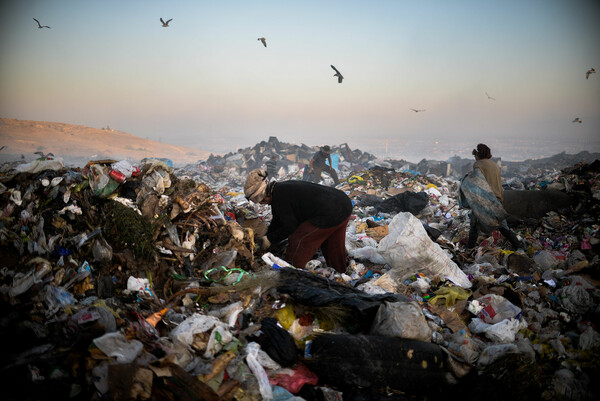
left=572, top=117, right=582, bottom=123
left=330, top=65, right=343, bottom=83
left=160, top=18, right=172, bottom=27
left=586, top=68, right=595, bottom=79
left=410, top=109, right=426, bottom=113
left=485, top=92, right=496, bottom=100
left=258, top=37, right=267, bottom=47
left=34, top=151, right=54, bottom=158
left=33, top=18, right=50, bottom=29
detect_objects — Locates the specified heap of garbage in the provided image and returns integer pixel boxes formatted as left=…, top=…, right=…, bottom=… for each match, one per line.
left=0, top=150, right=599, bottom=401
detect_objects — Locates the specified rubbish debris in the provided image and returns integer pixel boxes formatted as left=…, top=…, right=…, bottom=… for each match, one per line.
left=1, top=147, right=599, bottom=400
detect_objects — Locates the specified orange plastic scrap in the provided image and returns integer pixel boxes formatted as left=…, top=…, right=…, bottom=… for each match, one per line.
left=146, top=307, right=168, bottom=327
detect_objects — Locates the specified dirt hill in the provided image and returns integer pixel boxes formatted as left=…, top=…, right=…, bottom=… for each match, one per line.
left=0, top=118, right=215, bottom=166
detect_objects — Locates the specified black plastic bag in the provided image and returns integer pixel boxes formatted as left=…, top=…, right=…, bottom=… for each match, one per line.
left=251, top=317, right=298, bottom=367
left=375, top=191, right=429, bottom=214
left=304, top=333, right=451, bottom=394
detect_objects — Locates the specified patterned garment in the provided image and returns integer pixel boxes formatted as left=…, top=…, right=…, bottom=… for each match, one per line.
left=459, top=168, right=507, bottom=234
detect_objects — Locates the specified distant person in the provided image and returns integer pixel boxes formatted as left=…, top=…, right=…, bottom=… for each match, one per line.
left=308, top=145, right=340, bottom=185
left=265, top=154, right=278, bottom=179
left=462, top=143, right=522, bottom=250
left=244, top=169, right=352, bottom=273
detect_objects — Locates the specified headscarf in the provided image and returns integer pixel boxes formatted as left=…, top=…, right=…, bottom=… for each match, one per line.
left=244, top=169, right=269, bottom=203
left=472, top=143, right=492, bottom=159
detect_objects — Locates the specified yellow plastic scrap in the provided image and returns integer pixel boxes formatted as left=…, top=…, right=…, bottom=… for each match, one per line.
left=428, top=287, right=472, bottom=308
left=348, top=175, right=365, bottom=184
left=275, top=304, right=296, bottom=330
left=425, top=183, right=438, bottom=190
left=355, top=222, right=368, bottom=233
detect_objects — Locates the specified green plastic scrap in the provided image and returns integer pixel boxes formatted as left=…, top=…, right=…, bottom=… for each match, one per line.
left=203, top=266, right=250, bottom=285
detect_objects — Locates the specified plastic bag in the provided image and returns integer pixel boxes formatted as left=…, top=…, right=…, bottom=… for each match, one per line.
left=477, top=344, right=519, bottom=367
left=269, top=363, right=319, bottom=394
left=533, top=250, right=561, bottom=271
left=93, top=332, right=143, bottom=363
left=252, top=317, right=298, bottom=367
left=111, top=160, right=135, bottom=178
left=88, top=164, right=110, bottom=194
left=370, top=301, right=432, bottom=342
left=474, top=294, right=522, bottom=324
left=246, top=342, right=273, bottom=400
left=347, top=245, right=386, bottom=264
left=169, top=313, right=222, bottom=347
left=377, top=212, right=471, bottom=288
left=482, top=318, right=527, bottom=343
left=428, top=287, right=472, bottom=308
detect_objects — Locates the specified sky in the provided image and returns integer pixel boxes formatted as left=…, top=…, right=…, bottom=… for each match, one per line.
left=1, top=0, right=599, bottom=162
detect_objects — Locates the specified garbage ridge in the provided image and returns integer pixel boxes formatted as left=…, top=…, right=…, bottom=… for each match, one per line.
left=0, top=150, right=599, bottom=401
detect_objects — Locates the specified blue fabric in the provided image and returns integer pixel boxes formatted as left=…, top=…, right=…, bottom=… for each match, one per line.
left=459, top=169, right=507, bottom=234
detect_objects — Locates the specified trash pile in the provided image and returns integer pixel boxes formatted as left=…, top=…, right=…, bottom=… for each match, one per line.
left=1, top=152, right=599, bottom=401
left=173, top=137, right=399, bottom=189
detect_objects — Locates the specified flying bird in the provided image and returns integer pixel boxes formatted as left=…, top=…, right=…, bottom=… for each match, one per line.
left=586, top=68, right=595, bottom=79
left=330, top=65, right=343, bottom=83
left=33, top=18, right=50, bottom=29
left=410, top=109, right=426, bottom=113
left=485, top=92, right=496, bottom=100
left=160, top=18, right=172, bottom=27
left=258, top=37, right=267, bottom=47
left=34, top=151, right=55, bottom=158
left=572, top=117, right=582, bottom=123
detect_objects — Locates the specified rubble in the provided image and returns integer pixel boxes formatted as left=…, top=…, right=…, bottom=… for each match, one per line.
left=0, top=148, right=599, bottom=401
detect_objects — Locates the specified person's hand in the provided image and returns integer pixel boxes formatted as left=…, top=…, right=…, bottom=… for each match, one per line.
left=259, top=236, right=271, bottom=250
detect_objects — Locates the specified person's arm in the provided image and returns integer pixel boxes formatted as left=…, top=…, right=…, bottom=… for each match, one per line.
left=327, top=155, right=333, bottom=168
left=308, top=156, right=314, bottom=172
left=266, top=201, right=299, bottom=243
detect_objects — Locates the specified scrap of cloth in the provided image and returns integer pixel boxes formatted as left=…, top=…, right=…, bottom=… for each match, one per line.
left=459, top=168, right=507, bottom=234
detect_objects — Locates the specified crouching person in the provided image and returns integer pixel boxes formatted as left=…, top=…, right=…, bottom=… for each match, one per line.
left=244, top=169, right=352, bottom=273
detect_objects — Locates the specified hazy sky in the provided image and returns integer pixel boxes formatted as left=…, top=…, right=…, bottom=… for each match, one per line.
left=1, top=0, right=599, bottom=162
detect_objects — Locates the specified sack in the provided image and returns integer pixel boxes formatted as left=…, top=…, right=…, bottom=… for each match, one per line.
left=377, top=212, right=471, bottom=288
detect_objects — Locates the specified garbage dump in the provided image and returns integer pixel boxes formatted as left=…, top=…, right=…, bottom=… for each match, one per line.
left=1, top=150, right=599, bottom=401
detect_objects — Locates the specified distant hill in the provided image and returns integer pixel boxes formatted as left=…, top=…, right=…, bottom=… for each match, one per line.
left=0, top=118, right=215, bottom=166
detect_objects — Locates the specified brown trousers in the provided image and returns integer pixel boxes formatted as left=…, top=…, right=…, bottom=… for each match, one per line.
left=285, top=215, right=351, bottom=273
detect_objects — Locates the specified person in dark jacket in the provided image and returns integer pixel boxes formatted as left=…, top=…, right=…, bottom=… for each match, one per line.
left=244, top=169, right=353, bottom=273
left=308, top=145, right=340, bottom=185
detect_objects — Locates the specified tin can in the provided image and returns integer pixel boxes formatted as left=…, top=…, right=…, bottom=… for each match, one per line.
left=109, top=169, right=126, bottom=183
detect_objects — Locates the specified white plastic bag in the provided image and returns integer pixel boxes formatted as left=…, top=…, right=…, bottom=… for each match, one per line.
left=482, top=318, right=527, bottom=343
left=377, top=212, right=471, bottom=288
left=245, top=342, right=273, bottom=400
left=347, top=245, right=386, bottom=264
left=475, top=294, right=522, bottom=324
left=93, top=332, right=143, bottom=363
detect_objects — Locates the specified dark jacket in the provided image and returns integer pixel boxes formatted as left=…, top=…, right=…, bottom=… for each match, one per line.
left=266, top=181, right=353, bottom=243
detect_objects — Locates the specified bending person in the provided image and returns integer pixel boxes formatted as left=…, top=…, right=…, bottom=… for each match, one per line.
left=308, top=145, right=340, bottom=185
left=244, top=169, right=352, bottom=272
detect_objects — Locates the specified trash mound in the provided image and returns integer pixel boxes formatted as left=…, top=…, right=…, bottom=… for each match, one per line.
left=1, top=153, right=599, bottom=401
